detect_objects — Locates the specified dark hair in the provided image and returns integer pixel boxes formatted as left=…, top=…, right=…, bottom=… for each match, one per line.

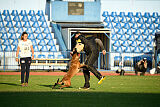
left=21, top=32, right=28, bottom=40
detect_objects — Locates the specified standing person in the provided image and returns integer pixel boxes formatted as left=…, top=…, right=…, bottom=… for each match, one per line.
left=72, top=32, right=106, bottom=89
left=16, top=32, right=34, bottom=87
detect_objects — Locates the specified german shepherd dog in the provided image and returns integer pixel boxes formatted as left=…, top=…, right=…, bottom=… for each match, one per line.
left=52, top=51, right=85, bottom=89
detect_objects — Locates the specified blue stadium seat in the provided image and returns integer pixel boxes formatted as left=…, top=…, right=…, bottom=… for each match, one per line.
left=157, top=24, right=160, bottom=30
left=20, top=10, right=27, bottom=16
left=114, top=23, right=121, bottom=29
left=112, top=17, right=119, bottom=23
left=119, top=12, right=125, bottom=17
left=142, top=29, right=150, bottom=35
left=134, top=47, right=141, bottom=53
left=40, top=22, right=48, bottom=28
left=145, top=18, right=152, bottom=24
left=152, top=12, right=158, bottom=18
left=38, top=40, right=46, bottom=46
left=148, top=40, right=154, bottom=47
left=32, top=22, right=39, bottom=28
left=128, top=35, right=135, bottom=41
left=34, top=28, right=41, bottom=34
left=4, top=15, right=11, bottom=22
left=139, top=41, right=146, bottom=47
left=11, top=39, right=18, bottom=46
left=23, top=21, right=31, bottom=28
left=119, top=34, right=126, bottom=41
left=134, top=29, right=142, bottom=35
left=128, top=17, right=136, bottom=23
left=127, top=12, right=134, bottom=18
left=6, top=21, right=13, bottom=28
left=9, top=33, right=17, bottom=40
left=31, top=40, right=38, bottom=46
left=119, top=17, right=127, bottom=23
left=105, top=22, right=113, bottom=29
left=137, top=18, right=144, bottom=24
left=150, top=29, right=157, bottom=35
left=122, top=41, right=129, bottom=47
left=1, top=33, right=8, bottom=40
left=21, top=16, right=29, bottom=22
left=140, top=23, right=147, bottom=29
left=48, top=54, right=55, bottom=59
left=0, top=22, right=4, bottom=28
left=45, top=34, right=52, bottom=40
left=113, top=41, right=121, bottom=47
left=25, top=27, right=33, bottom=34
left=38, top=16, right=46, bottom=22
left=131, top=23, right=138, bottom=29
left=102, top=11, right=109, bottom=17
left=37, top=10, right=44, bottom=16
left=111, top=34, right=118, bottom=41
left=47, top=40, right=55, bottom=46
left=11, top=10, right=18, bottom=16
left=126, top=29, right=133, bottom=35
left=146, top=35, right=153, bottom=42
left=110, top=12, right=117, bottom=17
left=123, top=23, right=130, bottom=29
left=28, top=10, right=36, bottom=16
left=38, top=54, right=46, bottom=58
left=36, top=33, right=44, bottom=40
left=2, top=10, right=10, bottom=16
left=124, top=47, right=132, bottom=53
left=0, top=27, right=7, bottom=33
left=0, top=15, right=3, bottom=22
left=4, top=45, right=12, bottom=52
left=15, top=21, right=22, bottom=28
left=40, top=46, right=48, bottom=52
left=13, top=16, right=21, bottom=22
left=28, top=34, right=35, bottom=40
left=33, top=45, right=39, bottom=52
left=8, top=28, right=16, bottom=33
left=17, top=27, right=24, bottom=34
left=30, top=16, right=37, bottom=22
left=143, top=47, right=150, bottom=53
left=148, top=23, right=155, bottom=30
left=104, top=17, right=111, bottom=23
left=144, top=12, right=151, bottom=18
left=49, top=46, right=57, bottom=52
left=135, top=12, right=142, bottom=18
left=12, top=45, right=18, bottom=51
left=3, top=40, right=11, bottom=46
left=117, top=29, right=124, bottom=35
left=137, top=35, right=144, bottom=41
left=154, top=18, right=160, bottom=24
left=0, top=45, right=3, bottom=52
left=43, top=28, right=50, bottom=34
left=130, top=41, right=137, bottom=47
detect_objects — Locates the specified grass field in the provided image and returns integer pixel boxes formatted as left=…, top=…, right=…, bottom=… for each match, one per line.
left=0, top=74, right=160, bottom=107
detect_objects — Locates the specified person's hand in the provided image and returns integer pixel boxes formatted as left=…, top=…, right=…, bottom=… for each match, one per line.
left=102, top=50, right=106, bottom=55
left=16, top=58, right=18, bottom=62
left=75, top=34, right=80, bottom=38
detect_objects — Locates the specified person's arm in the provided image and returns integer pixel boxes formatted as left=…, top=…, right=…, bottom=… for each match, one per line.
left=30, top=45, right=34, bottom=59
left=95, top=38, right=106, bottom=55
left=16, top=46, right=20, bottom=62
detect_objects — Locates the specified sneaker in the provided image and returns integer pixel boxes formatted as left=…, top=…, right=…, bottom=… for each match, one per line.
left=79, top=87, right=90, bottom=90
left=21, top=83, right=25, bottom=87
left=98, top=76, right=106, bottom=85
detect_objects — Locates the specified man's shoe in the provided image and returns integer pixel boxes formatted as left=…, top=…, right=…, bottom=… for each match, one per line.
left=79, top=87, right=90, bottom=90
left=98, top=76, right=106, bottom=85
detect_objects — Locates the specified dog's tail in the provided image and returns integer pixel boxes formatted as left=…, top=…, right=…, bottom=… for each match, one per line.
left=52, top=78, right=59, bottom=89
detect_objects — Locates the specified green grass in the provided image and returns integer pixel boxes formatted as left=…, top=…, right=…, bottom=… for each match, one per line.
left=0, top=75, right=160, bottom=107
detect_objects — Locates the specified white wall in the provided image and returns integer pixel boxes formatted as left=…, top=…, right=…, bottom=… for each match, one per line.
left=0, top=0, right=46, bottom=12
left=101, top=0, right=160, bottom=14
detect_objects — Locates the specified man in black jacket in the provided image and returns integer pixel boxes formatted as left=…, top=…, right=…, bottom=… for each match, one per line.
left=72, top=32, right=106, bottom=89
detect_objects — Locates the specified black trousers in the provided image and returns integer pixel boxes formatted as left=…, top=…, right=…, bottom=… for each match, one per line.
left=83, top=51, right=102, bottom=88
left=20, top=57, right=31, bottom=83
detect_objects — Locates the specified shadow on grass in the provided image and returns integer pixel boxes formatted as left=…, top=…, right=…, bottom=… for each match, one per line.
left=0, top=92, right=160, bottom=107
left=38, top=84, right=74, bottom=89
left=0, top=83, right=21, bottom=86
